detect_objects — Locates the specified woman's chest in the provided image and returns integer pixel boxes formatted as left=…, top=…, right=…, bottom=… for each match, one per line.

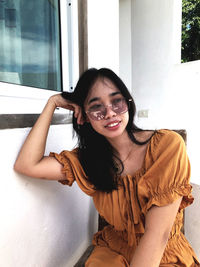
left=120, top=143, right=148, bottom=177
left=93, top=176, right=144, bottom=230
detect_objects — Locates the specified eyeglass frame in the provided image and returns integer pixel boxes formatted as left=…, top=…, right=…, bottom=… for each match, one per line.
left=85, top=98, right=133, bottom=121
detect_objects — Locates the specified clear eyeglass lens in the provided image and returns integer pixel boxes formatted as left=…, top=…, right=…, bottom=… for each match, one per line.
left=88, top=98, right=128, bottom=120
left=112, top=98, right=125, bottom=111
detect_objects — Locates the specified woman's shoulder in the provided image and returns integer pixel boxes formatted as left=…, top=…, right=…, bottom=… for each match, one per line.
left=134, top=129, right=185, bottom=160
left=134, top=129, right=185, bottom=149
left=147, top=129, right=186, bottom=160
left=153, top=129, right=185, bottom=145
left=133, top=129, right=155, bottom=142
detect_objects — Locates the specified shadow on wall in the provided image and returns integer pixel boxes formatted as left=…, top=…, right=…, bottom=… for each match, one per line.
left=35, top=180, right=96, bottom=267
left=10, top=174, right=96, bottom=267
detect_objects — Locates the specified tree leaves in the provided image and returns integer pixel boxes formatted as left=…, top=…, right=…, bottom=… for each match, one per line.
left=182, top=0, right=200, bottom=62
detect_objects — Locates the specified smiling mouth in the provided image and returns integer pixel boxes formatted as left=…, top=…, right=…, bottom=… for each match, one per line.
left=105, top=121, right=121, bottom=128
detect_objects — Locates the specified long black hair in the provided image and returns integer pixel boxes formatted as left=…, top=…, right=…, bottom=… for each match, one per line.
left=62, top=68, right=151, bottom=192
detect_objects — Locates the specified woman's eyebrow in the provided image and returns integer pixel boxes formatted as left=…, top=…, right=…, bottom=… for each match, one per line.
left=88, top=97, right=100, bottom=104
left=110, top=92, right=121, bottom=97
left=88, top=92, right=121, bottom=104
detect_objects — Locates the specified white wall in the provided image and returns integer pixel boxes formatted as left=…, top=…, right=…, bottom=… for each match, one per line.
left=88, top=0, right=119, bottom=73
left=119, top=0, right=132, bottom=90
left=119, top=0, right=200, bottom=258
left=131, top=0, right=182, bottom=127
left=0, top=125, right=97, bottom=267
left=164, top=60, right=200, bottom=184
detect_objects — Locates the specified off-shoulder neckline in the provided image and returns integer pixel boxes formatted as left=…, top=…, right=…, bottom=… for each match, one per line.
left=120, top=129, right=166, bottom=179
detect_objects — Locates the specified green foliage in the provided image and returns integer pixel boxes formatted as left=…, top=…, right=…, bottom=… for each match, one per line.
left=182, top=0, right=200, bottom=62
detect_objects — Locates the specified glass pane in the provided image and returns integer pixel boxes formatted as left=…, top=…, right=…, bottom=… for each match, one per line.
left=0, top=0, right=62, bottom=91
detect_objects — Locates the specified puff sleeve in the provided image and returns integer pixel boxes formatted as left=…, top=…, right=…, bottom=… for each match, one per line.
left=138, top=130, right=194, bottom=215
left=50, top=148, right=96, bottom=196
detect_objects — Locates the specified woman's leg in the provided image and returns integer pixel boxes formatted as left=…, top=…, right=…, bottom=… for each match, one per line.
left=85, top=246, right=129, bottom=267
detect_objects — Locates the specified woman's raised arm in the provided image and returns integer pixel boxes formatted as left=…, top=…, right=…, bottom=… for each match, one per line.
left=14, top=94, right=83, bottom=180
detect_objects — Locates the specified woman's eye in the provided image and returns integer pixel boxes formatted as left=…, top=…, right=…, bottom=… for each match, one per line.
left=112, top=98, right=123, bottom=105
left=89, top=104, right=103, bottom=111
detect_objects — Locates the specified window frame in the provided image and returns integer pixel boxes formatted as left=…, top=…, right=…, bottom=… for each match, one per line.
left=0, top=0, right=79, bottom=102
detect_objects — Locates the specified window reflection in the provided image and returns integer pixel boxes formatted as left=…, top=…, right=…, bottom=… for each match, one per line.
left=0, top=0, right=62, bottom=91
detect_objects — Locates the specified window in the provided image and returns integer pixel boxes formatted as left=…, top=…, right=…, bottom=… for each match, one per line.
left=0, top=0, right=62, bottom=91
left=182, top=0, right=200, bottom=63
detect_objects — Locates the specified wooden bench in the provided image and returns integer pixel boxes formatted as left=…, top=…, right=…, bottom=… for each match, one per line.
left=74, top=129, right=187, bottom=266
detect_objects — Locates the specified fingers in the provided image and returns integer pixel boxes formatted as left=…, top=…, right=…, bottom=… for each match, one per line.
left=77, top=110, right=84, bottom=125
left=50, top=94, right=85, bottom=125
left=73, top=105, right=79, bottom=118
left=49, top=94, right=69, bottom=109
left=74, top=105, right=85, bottom=125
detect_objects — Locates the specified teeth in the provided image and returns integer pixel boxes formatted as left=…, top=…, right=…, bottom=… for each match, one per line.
left=107, top=122, right=119, bottom=127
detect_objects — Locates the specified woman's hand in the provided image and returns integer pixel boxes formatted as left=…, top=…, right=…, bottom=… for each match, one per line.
left=49, top=94, right=84, bottom=125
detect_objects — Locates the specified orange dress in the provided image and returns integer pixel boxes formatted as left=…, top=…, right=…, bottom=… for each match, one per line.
left=50, top=129, right=200, bottom=266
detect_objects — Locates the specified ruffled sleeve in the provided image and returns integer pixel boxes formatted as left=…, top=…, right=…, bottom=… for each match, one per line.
left=139, top=130, right=194, bottom=215
left=49, top=148, right=96, bottom=196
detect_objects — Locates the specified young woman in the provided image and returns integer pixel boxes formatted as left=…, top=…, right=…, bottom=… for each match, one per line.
left=14, top=68, right=199, bottom=266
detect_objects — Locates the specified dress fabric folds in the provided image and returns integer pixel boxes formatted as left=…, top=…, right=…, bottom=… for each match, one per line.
left=50, top=129, right=200, bottom=266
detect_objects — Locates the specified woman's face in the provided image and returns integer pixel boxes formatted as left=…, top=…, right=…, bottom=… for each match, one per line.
left=84, top=78, right=129, bottom=140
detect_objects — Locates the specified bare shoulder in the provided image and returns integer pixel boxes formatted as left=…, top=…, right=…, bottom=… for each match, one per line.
left=134, top=130, right=155, bottom=143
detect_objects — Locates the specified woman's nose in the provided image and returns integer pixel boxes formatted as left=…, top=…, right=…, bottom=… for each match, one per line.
left=104, top=105, right=117, bottom=119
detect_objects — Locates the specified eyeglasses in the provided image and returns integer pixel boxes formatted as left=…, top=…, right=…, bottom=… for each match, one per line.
left=85, top=98, right=132, bottom=121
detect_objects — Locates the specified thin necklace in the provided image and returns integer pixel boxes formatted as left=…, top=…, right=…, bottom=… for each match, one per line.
left=121, top=147, right=133, bottom=163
